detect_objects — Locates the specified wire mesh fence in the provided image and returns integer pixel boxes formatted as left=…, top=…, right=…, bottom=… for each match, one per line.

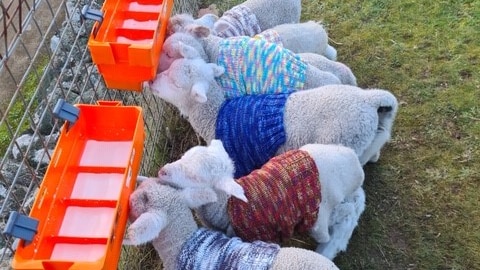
left=0, top=0, right=200, bottom=267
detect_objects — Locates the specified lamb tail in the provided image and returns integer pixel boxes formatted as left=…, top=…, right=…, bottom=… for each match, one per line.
left=377, top=106, right=393, bottom=113
left=366, top=89, right=398, bottom=111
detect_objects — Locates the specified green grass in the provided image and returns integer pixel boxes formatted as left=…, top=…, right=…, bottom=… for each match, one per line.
left=0, top=56, right=48, bottom=154
left=122, top=0, right=480, bottom=269
left=302, top=0, right=480, bottom=269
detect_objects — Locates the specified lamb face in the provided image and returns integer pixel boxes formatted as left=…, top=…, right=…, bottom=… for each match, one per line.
left=158, top=140, right=247, bottom=203
left=124, top=178, right=172, bottom=245
left=150, top=58, right=224, bottom=110
left=128, top=178, right=174, bottom=220
left=167, top=13, right=218, bottom=36
left=158, top=32, right=207, bottom=72
left=158, top=140, right=235, bottom=189
left=167, top=14, right=196, bottom=36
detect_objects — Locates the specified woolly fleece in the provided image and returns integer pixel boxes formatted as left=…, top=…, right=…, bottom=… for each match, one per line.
left=149, top=57, right=398, bottom=165
left=124, top=177, right=339, bottom=270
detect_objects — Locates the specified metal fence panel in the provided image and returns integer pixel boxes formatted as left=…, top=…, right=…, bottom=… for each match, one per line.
left=0, top=0, right=199, bottom=267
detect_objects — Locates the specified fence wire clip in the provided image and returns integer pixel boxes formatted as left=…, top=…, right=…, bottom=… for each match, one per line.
left=53, top=99, right=80, bottom=130
left=81, top=5, right=104, bottom=24
left=3, top=211, right=39, bottom=244
left=81, top=5, right=104, bottom=37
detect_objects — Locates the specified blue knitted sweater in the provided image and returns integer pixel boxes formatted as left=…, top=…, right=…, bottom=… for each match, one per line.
left=215, top=93, right=289, bottom=178
left=177, top=228, right=280, bottom=270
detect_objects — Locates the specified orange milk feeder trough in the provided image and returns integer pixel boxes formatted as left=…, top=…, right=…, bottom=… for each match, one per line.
left=84, top=0, right=174, bottom=91
left=5, top=100, right=145, bottom=269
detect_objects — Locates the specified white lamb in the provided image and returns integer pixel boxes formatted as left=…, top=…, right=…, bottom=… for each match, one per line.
left=297, top=52, right=356, bottom=86
left=149, top=56, right=398, bottom=168
left=124, top=177, right=340, bottom=270
left=167, top=15, right=338, bottom=60
left=157, top=140, right=366, bottom=259
left=157, top=27, right=343, bottom=95
left=254, top=21, right=337, bottom=60
left=212, top=0, right=301, bottom=38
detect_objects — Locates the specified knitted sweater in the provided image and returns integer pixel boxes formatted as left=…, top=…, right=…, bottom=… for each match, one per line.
left=177, top=228, right=280, bottom=270
left=215, top=93, right=289, bottom=178
left=254, top=29, right=284, bottom=46
left=216, top=36, right=307, bottom=99
left=228, top=149, right=321, bottom=243
left=215, top=5, right=262, bottom=38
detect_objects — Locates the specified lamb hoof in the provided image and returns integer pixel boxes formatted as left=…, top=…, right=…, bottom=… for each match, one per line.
left=312, top=230, right=330, bottom=243
left=325, top=45, right=337, bottom=61
left=316, top=243, right=337, bottom=260
left=368, top=151, right=381, bottom=163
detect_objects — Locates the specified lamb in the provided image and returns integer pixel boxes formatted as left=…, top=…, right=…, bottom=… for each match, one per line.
left=158, top=29, right=342, bottom=98
left=167, top=15, right=338, bottom=61
left=213, top=0, right=301, bottom=38
left=297, top=52, right=356, bottom=86
left=254, top=21, right=337, bottom=60
left=123, top=176, right=340, bottom=270
left=157, top=140, right=366, bottom=259
left=149, top=56, right=398, bottom=173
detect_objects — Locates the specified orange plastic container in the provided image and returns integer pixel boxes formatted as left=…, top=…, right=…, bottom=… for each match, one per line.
left=11, top=101, right=144, bottom=270
left=87, top=0, right=173, bottom=91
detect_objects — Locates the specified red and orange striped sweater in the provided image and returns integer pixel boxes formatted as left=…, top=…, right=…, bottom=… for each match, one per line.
left=227, top=149, right=321, bottom=243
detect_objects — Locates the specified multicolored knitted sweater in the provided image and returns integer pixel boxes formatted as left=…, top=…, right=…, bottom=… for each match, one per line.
left=215, top=5, right=262, bottom=38
left=254, top=29, right=283, bottom=46
left=215, top=93, right=289, bottom=178
left=177, top=228, right=280, bottom=270
left=227, top=149, right=321, bottom=243
left=216, top=36, right=307, bottom=99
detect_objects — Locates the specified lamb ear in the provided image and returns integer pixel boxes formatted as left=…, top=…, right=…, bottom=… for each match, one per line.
left=195, top=14, right=219, bottom=29
left=186, top=25, right=210, bottom=38
left=180, top=187, right=218, bottom=208
left=208, top=63, right=224, bottom=77
left=178, top=42, right=200, bottom=59
left=214, top=178, right=248, bottom=202
left=136, top=175, right=149, bottom=183
left=123, top=211, right=168, bottom=246
left=209, top=139, right=224, bottom=149
left=191, top=81, right=208, bottom=103
left=213, top=21, right=230, bottom=34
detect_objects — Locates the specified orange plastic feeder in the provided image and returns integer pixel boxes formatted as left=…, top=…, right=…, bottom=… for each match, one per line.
left=85, top=0, right=173, bottom=91
left=10, top=100, right=144, bottom=269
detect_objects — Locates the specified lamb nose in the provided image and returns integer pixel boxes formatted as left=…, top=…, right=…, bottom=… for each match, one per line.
left=158, top=168, right=167, bottom=177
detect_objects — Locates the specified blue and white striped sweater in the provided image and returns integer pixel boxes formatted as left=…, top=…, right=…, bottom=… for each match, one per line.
left=215, top=5, right=261, bottom=38
left=177, top=228, right=280, bottom=270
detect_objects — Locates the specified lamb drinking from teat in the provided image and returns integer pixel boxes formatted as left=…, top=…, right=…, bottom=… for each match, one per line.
left=157, top=140, right=365, bottom=260
left=158, top=27, right=342, bottom=94
left=149, top=56, right=398, bottom=175
left=123, top=176, right=340, bottom=270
